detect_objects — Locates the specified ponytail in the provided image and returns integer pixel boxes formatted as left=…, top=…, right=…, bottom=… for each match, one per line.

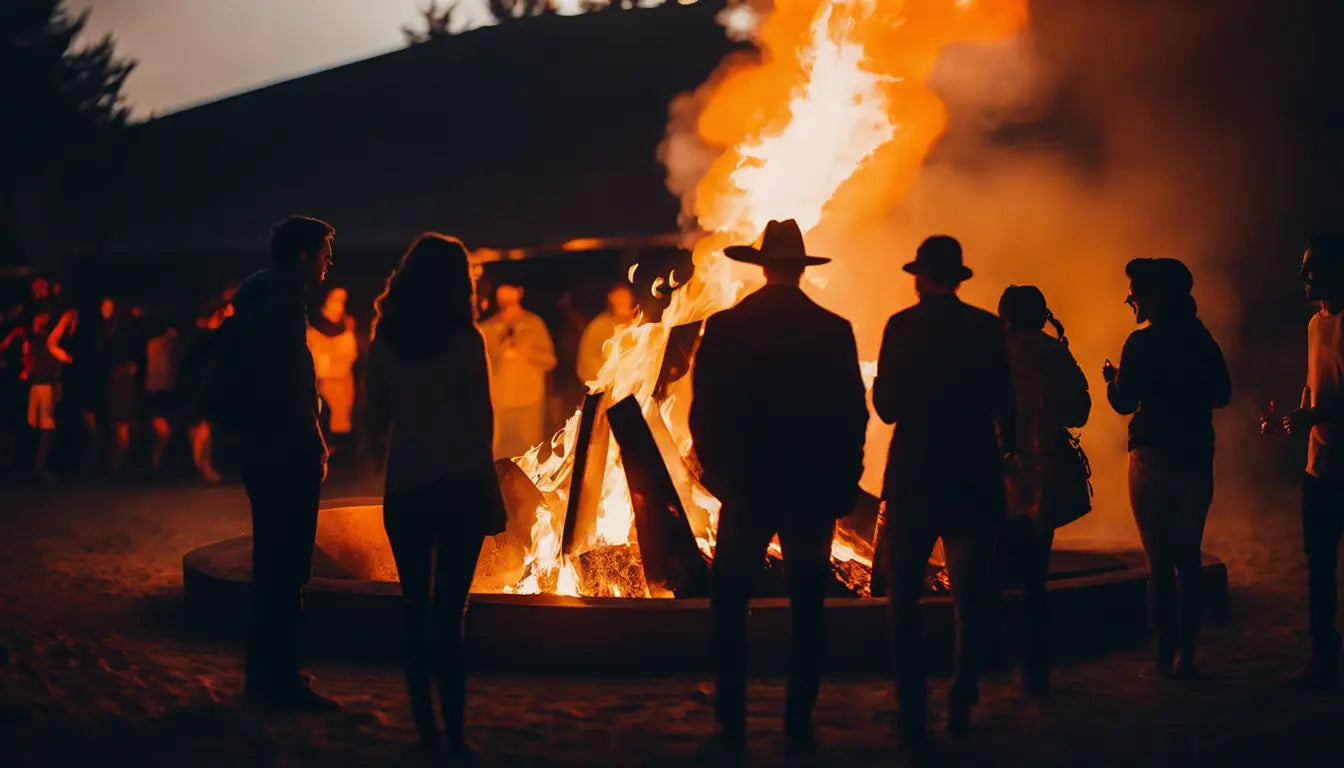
left=1045, top=310, right=1069, bottom=348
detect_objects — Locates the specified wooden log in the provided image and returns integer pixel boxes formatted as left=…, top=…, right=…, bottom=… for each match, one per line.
left=653, top=320, right=703, bottom=400
left=606, top=394, right=710, bottom=597
left=561, top=391, right=610, bottom=555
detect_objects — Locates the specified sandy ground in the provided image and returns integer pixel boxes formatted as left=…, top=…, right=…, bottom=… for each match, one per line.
left=0, top=475, right=1341, bottom=767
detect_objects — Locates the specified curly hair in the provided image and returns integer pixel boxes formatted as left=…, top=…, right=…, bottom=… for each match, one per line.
left=372, top=233, right=475, bottom=361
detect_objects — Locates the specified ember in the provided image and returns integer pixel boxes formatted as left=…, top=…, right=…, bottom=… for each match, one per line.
left=490, top=0, right=1028, bottom=598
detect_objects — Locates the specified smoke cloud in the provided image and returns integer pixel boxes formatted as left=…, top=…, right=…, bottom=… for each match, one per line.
left=663, top=0, right=1317, bottom=542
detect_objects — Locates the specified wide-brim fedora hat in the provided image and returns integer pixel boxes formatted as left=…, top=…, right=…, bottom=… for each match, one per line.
left=723, top=219, right=830, bottom=267
left=903, top=235, right=973, bottom=282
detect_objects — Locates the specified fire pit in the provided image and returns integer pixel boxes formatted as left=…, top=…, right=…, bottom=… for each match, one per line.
left=182, top=497, right=1227, bottom=672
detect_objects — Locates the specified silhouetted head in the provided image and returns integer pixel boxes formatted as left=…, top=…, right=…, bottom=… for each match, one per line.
left=1000, top=285, right=1068, bottom=345
left=1302, top=234, right=1344, bottom=305
left=1125, top=258, right=1195, bottom=325
left=99, top=297, right=117, bottom=321
left=373, top=233, right=474, bottom=361
left=270, top=216, right=334, bottom=287
left=29, top=277, right=49, bottom=301
left=906, top=236, right=972, bottom=296
left=607, top=284, right=638, bottom=324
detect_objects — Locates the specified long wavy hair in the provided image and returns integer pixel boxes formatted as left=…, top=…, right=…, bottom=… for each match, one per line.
left=372, top=233, right=475, bottom=361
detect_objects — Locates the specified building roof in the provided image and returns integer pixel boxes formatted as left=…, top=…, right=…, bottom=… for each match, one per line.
left=108, top=4, right=743, bottom=256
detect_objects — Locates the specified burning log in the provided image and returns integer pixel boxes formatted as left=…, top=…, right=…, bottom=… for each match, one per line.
left=576, top=543, right=649, bottom=598
left=561, top=391, right=610, bottom=555
left=653, top=320, right=703, bottom=400
left=606, top=395, right=710, bottom=597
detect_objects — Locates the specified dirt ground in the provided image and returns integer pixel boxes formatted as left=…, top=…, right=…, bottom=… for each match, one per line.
left=0, top=476, right=1340, bottom=767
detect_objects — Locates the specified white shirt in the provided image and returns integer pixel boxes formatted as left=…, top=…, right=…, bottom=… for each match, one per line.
left=1307, top=309, right=1344, bottom=477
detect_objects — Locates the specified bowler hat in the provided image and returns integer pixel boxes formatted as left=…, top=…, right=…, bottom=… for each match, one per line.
left=723, top=219, right=830, bottom=267
left=903, top=235, right=973, bottom=283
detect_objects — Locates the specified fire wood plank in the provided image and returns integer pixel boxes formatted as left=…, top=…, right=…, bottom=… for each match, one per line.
left=561, top=391, right=610, bottom=555
left=606, top=395, right=710, bottom=597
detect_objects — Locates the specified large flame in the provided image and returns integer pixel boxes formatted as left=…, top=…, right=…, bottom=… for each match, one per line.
left=505, top=0, right=1028, bottom=596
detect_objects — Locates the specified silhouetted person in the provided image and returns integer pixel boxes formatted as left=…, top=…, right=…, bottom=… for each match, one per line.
left=480, top=281, right=556, bottom=459
left=873, top=235, right=1015, bottom=743
left=1284, top=234, right=1344, bottom=688
left=576, top=283, right=639, bottom=386
left=995, top=285, right=1090, bottom=696
left=690, top=219, right=867, bottom=751
left=17, top=309, right=61, bottom=480
left=368, top=233, right=504, bottom=757
left=224, top=216, right=337, bottom=710
left=306, top=286, right=359, bottom=459
left=1104, top=257, right=1229, bottom=679
left=144, top=319, right=181, bottom=474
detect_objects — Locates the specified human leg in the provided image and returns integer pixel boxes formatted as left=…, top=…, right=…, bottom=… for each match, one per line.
left=1303, top=472, right=1344, bottom=684
left=885, top=516, right=938, bottom=741
left=384, top=492, right=437, bottom=746
left=1130, top=450, right=1177, bottom=672
left=943, top=529, right=994, bottom=732
left=710, top=508, right=772, bottom=742
left=778, top=516, right=835, bottom=745
left=433, top=512, right=485, bottom=752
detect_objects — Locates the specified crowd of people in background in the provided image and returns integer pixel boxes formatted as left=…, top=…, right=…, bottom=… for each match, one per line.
left=0, top=262, right=637, bottom=486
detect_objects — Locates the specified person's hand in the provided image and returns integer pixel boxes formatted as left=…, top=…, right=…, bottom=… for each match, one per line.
left=1259, top=401, right=1278, bottom=436
left=1002, top=450, right=1021, bottom=475
left=1102, top=359, right=1118, bottom=384
left=320, top=458, right=329, bottom=483
left=1284, top=408, right=1319, bottom=436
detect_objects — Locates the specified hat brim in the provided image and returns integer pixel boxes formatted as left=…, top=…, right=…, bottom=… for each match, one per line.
left=902, top=260, right=973, bottom=281
left=724, top=245, right=831, bottom=266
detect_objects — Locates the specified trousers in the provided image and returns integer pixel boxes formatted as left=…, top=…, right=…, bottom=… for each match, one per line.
left=711, top=508, right=834, bottom=734
left=1128, top=448, right=1213, bottom=667
left=886, top=515, right=996, bottom=731
left=1302, top=473, right=1344, bottom=663
left=243, top=459, right=322, bottom=694
left=384, top=474, right=486, bottom=742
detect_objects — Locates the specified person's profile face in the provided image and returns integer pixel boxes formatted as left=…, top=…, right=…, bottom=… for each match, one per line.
left=609, top=287, right=637, bottom=323
left=1302, top=247, right=1343, bottom=303
left=312, top=236, right=334, bottom=285
left=495, top=285, right=523, bottom=312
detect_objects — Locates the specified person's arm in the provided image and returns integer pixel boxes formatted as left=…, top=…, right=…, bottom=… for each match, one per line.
left=46, top=310, right=75, bottom=364
left=989, top=326, right=1018, bottom=457
left=1054, top=346, right=1093, bottom=429
left=462, top=328, right=496, bottom=466
left=871, top=316, right=901, bottom=425
left=1106, top=334, right=1144, bottom=416
left=832, top=322, right=869, bottom=487
left=0, top=326, right=22, bottom=353
left=527, top=315, right=558, bottom=372
left=1206, top=334, right=1232, bottom=410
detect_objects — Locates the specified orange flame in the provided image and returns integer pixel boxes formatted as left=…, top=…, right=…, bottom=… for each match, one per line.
left=505, top=0, right=1028, bottom=596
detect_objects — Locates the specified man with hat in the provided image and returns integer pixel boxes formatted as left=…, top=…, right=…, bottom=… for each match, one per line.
left=872, top=235, right=1016, bottom=743
left=1284, top=234, right=1344, bottom=688
left=1105, top=256, right=1229, bottom=681
left=690, top=219, right=868, bottom=751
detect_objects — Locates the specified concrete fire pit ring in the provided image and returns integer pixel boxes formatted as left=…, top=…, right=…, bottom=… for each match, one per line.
left=183, top=501, right=1227, bottom=674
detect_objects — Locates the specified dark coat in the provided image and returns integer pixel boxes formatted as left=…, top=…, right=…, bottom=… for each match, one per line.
left=226, top=268, right=327, bottom=467
left=689, top=284, right=868, bottom=524
left=873, top=294, right=1016, bottom=535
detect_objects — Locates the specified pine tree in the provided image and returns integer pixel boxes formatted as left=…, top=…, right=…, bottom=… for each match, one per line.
left=0, top=1, right=135, bottom=264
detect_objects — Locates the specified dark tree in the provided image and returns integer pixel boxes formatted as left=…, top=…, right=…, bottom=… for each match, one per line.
left=401, top=0, right=459, bottom=44
left=0, top=1, right=134, bottom=265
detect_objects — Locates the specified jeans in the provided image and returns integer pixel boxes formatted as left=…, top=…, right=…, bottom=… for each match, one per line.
left=993, top=516, right=1055, bottom=682
left=886, top=517, right=995, bottom=731
left=243, top=459, right=322, bottom=695
left=711, top=509, right=834, bottom=734
left=1302, top=473, right=1344, bottom=664
left=384, top=474, right=486, bottom=743
left=1128, top=448, right=1212, bottom=668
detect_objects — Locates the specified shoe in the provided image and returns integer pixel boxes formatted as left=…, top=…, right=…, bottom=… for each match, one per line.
left=265, top=679, right=342, bottom=712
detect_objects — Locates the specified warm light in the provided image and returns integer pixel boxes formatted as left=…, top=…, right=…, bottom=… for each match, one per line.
left=501, top=0, right=1028, bottom=597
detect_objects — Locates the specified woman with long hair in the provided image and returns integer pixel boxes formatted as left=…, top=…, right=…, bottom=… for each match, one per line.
left=368, top=233, right=505, bottom=755
left=996, top=285, right=1091, bottom=695
left=1104, top=259, right=1230, bottom=678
